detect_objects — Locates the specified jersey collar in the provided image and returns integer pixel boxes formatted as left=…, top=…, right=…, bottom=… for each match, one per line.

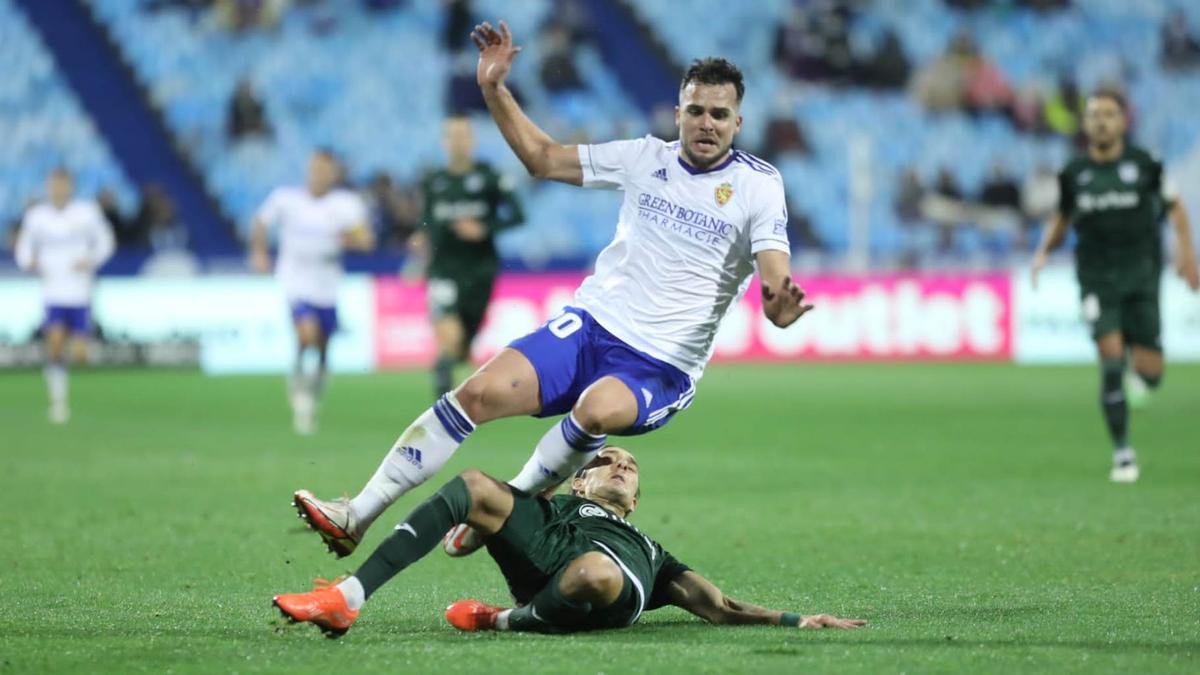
left=676, top=150, right=736, bottom=176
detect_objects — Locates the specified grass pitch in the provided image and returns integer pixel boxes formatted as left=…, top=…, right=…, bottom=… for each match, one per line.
left=1, top=363, right=1197, bottom=673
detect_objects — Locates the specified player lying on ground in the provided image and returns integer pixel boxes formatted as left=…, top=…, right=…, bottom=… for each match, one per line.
left=275, top=447, right=864, bottom=637
left=290, top=20, right=812, bottom=562
left=1031, top=90, right=1198, bottom=483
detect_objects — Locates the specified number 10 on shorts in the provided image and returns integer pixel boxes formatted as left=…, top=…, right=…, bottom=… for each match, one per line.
left=549, top=312, right=583, bottom=338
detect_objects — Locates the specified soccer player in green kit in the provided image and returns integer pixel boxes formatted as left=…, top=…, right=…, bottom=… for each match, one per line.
left=273, top=447, right=865, bottom=636
left=1032, top=90, right=1200, bottom=483
left=415, top=115, right=525, bottom=396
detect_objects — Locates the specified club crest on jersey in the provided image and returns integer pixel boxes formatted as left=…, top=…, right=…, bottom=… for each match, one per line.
left=715, top=182, right=734, bottom=207
left=579, top=504, right=608, bottom=518
left=1118, top=162, right=1139, bottom=184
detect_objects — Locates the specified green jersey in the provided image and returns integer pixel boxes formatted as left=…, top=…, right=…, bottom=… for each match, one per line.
left=420, top=162, right=524, bottom=280
left=1057, top=145, right=1173, bottom=286
left=546, top=494, right=690, bottom=612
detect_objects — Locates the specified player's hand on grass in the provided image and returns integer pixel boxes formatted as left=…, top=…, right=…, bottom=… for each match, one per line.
left=798, top=614, right=867, bottom=629
left=762, top=277, right=814, bottom=328
left=471, top=20, right=521, bottom=88
left=1177, top=251, right=1200, bottom=291
left=451, top=217, right=488, bottom=242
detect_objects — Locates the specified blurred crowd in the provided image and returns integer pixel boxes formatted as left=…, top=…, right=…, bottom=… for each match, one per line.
left=7, top=0, right=1200, bottom=267
left=760, top=0, right=1200, bottom=264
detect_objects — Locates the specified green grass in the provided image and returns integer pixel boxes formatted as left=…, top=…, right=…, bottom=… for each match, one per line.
left=1, top=363, right=1198, bottom=673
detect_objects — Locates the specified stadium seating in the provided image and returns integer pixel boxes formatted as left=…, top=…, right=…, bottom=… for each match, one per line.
left=630, top=0, right=1200, bottom=259
left=7, top=0, right=1199, bottom=265
left=87, top=0, right=643, bottom=266
left=0, top=0, right=135, bottom=241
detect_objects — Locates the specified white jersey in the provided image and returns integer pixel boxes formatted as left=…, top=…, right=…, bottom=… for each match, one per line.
left=256, top=186, right=368, bottom=306
left=575, top=136, right=790, bottom=378
left=15, top=200, right=115, bottom=306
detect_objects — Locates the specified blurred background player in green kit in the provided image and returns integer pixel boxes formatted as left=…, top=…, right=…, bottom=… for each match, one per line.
left=414, top=115, right=525, bottom=397
left=1032, top=90, right=1199, bottom=483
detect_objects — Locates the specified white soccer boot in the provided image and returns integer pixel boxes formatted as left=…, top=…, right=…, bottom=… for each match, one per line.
left=1110, top=448, right=1139, bottom=483
left=443, top=524, right=487, bottom=557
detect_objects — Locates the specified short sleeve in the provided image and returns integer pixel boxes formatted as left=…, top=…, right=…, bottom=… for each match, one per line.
left=1148, top=157, right=1178, bottom=204
left=14, top=210, right=38, bottom=270
left=749, top=175, right=791, bottom=255
left=84, top=202, right=116, bottom=264
left=337, top=192, right=369, bottom=231
left=645, top=549, right=691, bottom=611
left=1057, top=168, right=1075, bottom=217
left=256, top=188, right=284, bottom=227
left=84, top=201, right=110, bottom=229
left=578, top=137, right=651, bottom=190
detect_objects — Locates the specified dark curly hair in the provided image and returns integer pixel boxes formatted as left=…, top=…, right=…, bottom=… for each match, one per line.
left=680, top=57, right=744, bottom=102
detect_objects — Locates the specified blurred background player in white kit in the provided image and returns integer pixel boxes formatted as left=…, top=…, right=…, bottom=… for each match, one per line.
left=14, top=168, right=115, bottom=424
left=249, top=149, right=375, bottom=434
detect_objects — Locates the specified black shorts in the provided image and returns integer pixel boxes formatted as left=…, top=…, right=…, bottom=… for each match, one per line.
left=1079, top=277, right=1161, bottom=350
left=484, top=492, right=640, bottom=631
left=427, top=275, right=496, bottom=343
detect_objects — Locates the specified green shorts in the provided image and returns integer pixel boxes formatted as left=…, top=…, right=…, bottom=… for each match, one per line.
left=484, top=492, right=640, bottom=631
left=427, top=274, right=496, bottom=342
left=1079, top=277, right=1161, bottom=350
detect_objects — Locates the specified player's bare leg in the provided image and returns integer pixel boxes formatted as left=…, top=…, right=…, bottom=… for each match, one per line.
left=290, top=316, right=324, bottom=434
left=1125, top=345, right=1163, bottom=410
left=295, top=348, right=540, bottom=556
left=43, top=324, right=70, bottom=424
left=1096, top=331, right=1137, bottom=482
left=69, top=333, right=89, bottom=364
left=508, top=375, right=637, bottom=492
left=448, top=376, right=637, bottom=557
left=452, top=347, right=543, bottom=423
left=432, top=314, right=467, bottom=396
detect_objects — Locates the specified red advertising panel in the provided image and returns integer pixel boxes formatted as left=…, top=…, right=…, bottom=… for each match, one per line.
left=374, top=273, right=1012, bottom=368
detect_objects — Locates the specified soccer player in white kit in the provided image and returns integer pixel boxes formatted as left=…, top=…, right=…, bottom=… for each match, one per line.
left=250, top=149, right=375, bottom=434
left=14, top=168, right=115, bottom=424
left=290, top=22, right=813, bottom=570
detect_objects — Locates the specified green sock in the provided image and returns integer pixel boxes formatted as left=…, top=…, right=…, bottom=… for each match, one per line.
left=433, top=356, right=455, bottom=396
left=354, top=476, right=472, bottom=599
left=505, top=571, right=593, bottom=634
left=1100, top=358, right=1128, bottom=449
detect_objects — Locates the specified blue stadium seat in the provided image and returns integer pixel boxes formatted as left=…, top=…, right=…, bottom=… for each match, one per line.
left=0, top=0, right=135, bottom=238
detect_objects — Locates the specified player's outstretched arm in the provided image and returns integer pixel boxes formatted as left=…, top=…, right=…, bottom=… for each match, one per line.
left=471, top=21, right=582, bottom=185
left=14, top=215, right=37, bottom=273
left=1167, top=201, right=1199, bottom=291
left=248, top=217, right=272, bottom=273
left=85, top=208, right=116, bottom=271
left=1031, top=211, right=1069, bottom=290
left=665, top=570, right=865, bottom=629
left=756, top=250, right=814, bottom=328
